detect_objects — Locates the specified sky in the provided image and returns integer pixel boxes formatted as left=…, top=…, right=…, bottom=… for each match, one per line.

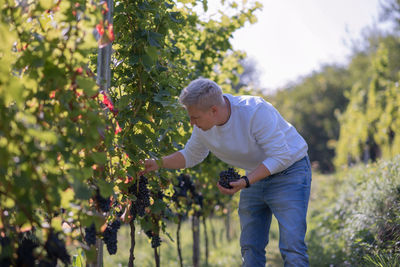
left=226, top=0, right=388, bottom=92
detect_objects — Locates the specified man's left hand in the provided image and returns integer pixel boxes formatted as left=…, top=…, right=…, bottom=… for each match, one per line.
left=217, top=179, right=246, bottom=195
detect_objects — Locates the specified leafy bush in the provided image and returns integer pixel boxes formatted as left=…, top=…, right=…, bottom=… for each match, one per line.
left=307, top=156, right=400, bottom=266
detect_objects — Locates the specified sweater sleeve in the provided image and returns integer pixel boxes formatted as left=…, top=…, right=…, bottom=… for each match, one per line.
left=179, top=127, right=210, bottom=168
left=250, top=103, right=292, bottom=174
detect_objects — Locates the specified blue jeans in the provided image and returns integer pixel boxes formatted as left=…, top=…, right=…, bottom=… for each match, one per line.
left=239, top=156, right=312, bottom=267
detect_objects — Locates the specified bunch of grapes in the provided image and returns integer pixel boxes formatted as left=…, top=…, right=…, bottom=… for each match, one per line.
left=102, top=220, right=121, bottom=255
left=151, top=235, right=161, bottom=248
left=84, top=223, right=96, bottom=246
left=0, top=230, right=72, bottom=266
left=129, top=175, right=150, bottom=219
left=218, top=168, right=241, bottom=189
left=144, top=229, right=162, bottom=248
left=0, top=236, right=12, bottom=266
left=44, top=232, right=71, bottom=265
left=16, top=236, right=38, bottom=266
left=145, top=230, right=153, bottom=239
left=94, top=189, right=111, bottom=213
left=173, top=174, right=195, bottom=198
left=194, top=194, right=204, bottom=208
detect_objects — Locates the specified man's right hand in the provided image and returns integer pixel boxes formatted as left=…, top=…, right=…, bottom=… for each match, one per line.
left=138, top=151, right=186, bottom=176
left=138, top=158, right=160, bottom=176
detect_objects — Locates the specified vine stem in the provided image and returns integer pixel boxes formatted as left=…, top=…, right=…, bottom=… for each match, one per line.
left=177, top=215, right=183, bottom=267
left=154, top=246, right=160, bottom=267
left=128, top=219, right=136, bottom=267
left=203, top=215, right=209, bottom=267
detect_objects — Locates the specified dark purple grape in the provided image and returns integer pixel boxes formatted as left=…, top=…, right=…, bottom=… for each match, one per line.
left=84, top=223, right=96, bottom=246
left=16, top=237, right=38, bottom=266
left=151, top=235, right=161, bottom=248
left=145, top=230, right=153, bottom=238
left=173, top=174, right=195, bottom=199
left=102, top=220, right=121, bottom=255
left=94, top=190, right=111, bottom=213
left=0, top=236, right=12, bottom=267
left=44, top=232, right=71, bottom=265
left=218, top=168, right=241, bottom=189
left=128, top=176, right=150, bottom=219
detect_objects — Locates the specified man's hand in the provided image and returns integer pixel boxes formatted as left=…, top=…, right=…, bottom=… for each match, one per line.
left=217, top=178, right=246, bottom=195
left=138, top=159, right=159, bottom=176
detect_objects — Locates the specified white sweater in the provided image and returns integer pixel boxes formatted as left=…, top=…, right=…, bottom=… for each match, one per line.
left=179, top=94, right=308, bottom=174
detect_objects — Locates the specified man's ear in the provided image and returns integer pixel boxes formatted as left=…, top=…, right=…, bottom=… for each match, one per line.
left=210, top=105, right=218, bottom=114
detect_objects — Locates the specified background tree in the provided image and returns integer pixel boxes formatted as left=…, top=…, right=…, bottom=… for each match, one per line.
left=334, top=0, right=400, bottom=167
left=380, top=0, right=400, bottom=30
left=335, top=40, right=400, bottom=167
left=268, top=65, right=351, bottom=172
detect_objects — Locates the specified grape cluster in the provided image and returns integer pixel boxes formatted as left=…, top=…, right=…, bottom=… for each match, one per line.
left=194, top=194, right=203, bottom=208
left=173, top=174, right=195, bottom=198
left=145, top=230, right=153, bottom=239
left=94, top=189, right=111, bottom=213
left=84, top=223, right=96, bottom=246
left=218, top=168, right=241, bottom=189
left=0, top=236, right=12, bottom=267
left=44, top=232, right=71, bottom=265
left=151, top=235, right=161, bottom=248
left=144, top=230, right=162, bottom=248
left=172, top=174, right=204, bottom=210
left=102, top=220, right=121, bottom=255
left=16, top=236, right=38, bottom=266
left=1, top=230, right=71, bottom=266
left=129, top=175, right=150, bottom=219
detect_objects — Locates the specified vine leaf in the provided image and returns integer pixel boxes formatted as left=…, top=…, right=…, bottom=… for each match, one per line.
left=148, top=31, right=163, bottom=48
left=72, top=179, right=91, bottom=200
left=91, top=152, right=107, bottom=165
left=97, top=180, right=114, bottom=198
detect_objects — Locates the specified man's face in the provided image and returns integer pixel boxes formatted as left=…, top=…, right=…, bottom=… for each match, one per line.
left=186, top=105, right=216, bottom=131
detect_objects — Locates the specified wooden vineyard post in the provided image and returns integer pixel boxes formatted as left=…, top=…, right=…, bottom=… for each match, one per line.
left=88, top=1, right=114, bottom=267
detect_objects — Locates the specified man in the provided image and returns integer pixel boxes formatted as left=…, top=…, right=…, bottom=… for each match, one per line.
left=140, top=78, right=312, bottom=267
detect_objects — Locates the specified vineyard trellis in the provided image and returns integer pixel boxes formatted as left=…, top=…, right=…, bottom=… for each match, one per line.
left=0, top=0, right=261, bottom=266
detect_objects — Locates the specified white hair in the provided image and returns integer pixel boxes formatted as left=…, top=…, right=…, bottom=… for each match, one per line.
left=179, top=78, right=224, bottom=110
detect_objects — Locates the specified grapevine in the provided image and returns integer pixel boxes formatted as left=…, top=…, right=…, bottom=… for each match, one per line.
left=129, top=175, right=151, bottom=219
left=0, top=0, right=262, bottom=265
left=218, top=168, right=241, bottom=189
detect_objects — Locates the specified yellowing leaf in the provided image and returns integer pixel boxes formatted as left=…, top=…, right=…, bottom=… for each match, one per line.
left=51, top=217, right=63, bottom=232
left=61, top=188, right=74, bottom=208
left=4, top=198, right=15, bottom=208
left=40, top=0, right=53, bottom=10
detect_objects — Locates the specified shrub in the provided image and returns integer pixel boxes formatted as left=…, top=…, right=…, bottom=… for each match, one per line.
left=307, top=156, right=400, bottom=266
